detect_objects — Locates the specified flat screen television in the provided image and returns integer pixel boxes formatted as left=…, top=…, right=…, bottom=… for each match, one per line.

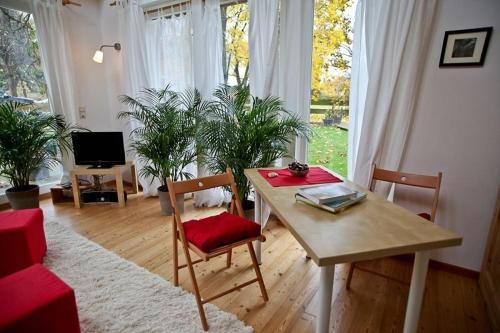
left=71, top=132, right=126, bottom=168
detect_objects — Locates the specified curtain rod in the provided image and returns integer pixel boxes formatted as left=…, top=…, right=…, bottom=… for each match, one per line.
left=144, top=0, right=245, bottom=15
left=144, top=0, right=190, bottom=15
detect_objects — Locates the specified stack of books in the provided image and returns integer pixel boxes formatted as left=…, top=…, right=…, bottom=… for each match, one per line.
left=295, top=183, right=366, bottom=213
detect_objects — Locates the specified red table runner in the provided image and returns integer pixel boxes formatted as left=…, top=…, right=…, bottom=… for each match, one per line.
left=257, top=167, right=342, bottom=187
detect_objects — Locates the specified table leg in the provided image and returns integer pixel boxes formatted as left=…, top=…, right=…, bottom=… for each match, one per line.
left=116, top=172, right=126, bottom=208
left=253, top=190, right=262, bottom=264
left=71, top=173, right=81, bottom=208
left=403, top=251, right=430, bottom=333
left=317, top=265, right=335, bottom=333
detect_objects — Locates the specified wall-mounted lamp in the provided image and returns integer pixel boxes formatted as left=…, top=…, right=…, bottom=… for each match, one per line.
left=92, top=43, right=121, bottom=64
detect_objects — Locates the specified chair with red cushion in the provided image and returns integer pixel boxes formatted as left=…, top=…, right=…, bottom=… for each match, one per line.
left=167, top=168, right=268, bottom=331
left=0, top=264, right=80, bottom=333
left=346, top=164, right=442, bottom=289
left=0, top=208, right=47, bottom=277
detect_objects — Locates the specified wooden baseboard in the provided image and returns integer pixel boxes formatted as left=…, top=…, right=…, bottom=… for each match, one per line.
left=429, top=259, right=479, bottom=279
left=370, top=255, right=479, bottom=280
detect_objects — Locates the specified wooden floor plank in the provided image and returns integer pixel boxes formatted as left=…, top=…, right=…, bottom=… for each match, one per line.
left=34, top=195, right=491, bottom=333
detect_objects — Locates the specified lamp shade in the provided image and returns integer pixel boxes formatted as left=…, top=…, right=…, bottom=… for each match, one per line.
left=92, top=50, right=103, bottom=63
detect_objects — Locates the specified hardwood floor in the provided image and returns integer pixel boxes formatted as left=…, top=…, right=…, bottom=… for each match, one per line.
left=39, top=193, right=491, bottom=332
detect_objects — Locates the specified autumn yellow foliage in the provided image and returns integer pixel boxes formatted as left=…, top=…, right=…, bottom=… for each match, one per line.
left=311, top=0, right=353, bottom=101
left=222, top=0, right=353, bottom=103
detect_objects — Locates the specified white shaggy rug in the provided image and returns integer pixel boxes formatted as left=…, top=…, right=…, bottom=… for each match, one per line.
left=43, top=221, right=253, bottom=333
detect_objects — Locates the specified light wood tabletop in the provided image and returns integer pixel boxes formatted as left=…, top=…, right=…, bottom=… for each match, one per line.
left=245, top=166, right=462, bottom=333
left=244, top=166, right=461, bottom=266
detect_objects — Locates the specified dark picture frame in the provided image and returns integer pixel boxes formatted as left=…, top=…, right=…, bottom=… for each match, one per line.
left=439, top=27, right=493, bottom=67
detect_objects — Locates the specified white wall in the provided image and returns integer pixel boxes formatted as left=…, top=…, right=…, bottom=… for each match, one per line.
left=63, top=0, right=118, bottom=131
left=62, top=1, right=133, bottom=180
left=397, top=0, right=500, bottom=271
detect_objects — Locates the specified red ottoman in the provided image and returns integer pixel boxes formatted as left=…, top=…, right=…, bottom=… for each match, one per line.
left=0, top=264, right=80, bottom=333
left=0, top=208, right=47, bottom=277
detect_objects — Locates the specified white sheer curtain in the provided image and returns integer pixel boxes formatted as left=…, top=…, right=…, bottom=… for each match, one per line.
left=145, top=10, right=197, bottom=185
left=248, top=0, right=280, bottom=226
left=191, top=0, right=229, bottom=207
left=145, top=12, right=193, bottom=91
left=117, top=0, right=155, bottom=195
left=278, top=0, right=315, bottom=165
left=31, top=0, right=78, bottom=184
left=248, top=0, right=279, bottom=98
left=348, top=0, right=437, bottom=194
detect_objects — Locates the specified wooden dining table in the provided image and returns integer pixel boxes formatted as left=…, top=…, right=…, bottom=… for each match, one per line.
left=244, top=166, right=462, bottom=333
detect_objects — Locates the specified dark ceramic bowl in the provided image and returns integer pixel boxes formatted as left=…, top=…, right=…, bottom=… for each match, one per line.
left=288, top=168, right=309, bottom=177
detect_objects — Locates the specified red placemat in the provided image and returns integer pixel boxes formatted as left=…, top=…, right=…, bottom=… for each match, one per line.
left=257, top=167, right=342, bottom=187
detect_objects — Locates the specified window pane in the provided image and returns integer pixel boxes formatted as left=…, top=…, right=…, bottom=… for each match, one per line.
left=221, top=2, right=249, bottom=86
left=0, top=7, right=62, bottom=194
left=308, top=0, right=355, bottom=177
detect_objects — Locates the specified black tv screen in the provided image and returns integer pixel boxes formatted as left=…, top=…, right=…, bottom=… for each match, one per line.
left=72, top=132, right=126, bottom=167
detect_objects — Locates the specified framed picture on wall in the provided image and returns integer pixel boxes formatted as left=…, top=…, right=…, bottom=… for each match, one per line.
left=439, top=27, right=493, bottom=67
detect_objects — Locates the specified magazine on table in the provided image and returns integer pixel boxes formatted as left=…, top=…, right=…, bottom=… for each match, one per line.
left=295, top=191, right=367, bottom=214
left=297, top=183, right=357, bottom=205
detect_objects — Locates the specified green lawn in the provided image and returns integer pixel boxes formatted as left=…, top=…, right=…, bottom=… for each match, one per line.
left=308, top=124, right=348, bottom=177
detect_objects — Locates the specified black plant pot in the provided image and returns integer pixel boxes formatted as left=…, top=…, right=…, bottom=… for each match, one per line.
left=6, top=185, right=40, bottom=210
left=242, top=199, right=255, bottom=211
left=157, top=185, right=184, bottom=216
left=228, top=199, right=255, bottom=217
left=241, top=199, right=255, bottom=220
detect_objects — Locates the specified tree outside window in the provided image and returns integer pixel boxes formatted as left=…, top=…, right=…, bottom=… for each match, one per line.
left=221, top=2, right=249, bottom=86
left=220, top=0, right=354, bottom=176
left=0, top=7, right=60, bottom=194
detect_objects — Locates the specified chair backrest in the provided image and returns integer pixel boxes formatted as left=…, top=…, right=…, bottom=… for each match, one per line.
left=369, top=164, right=442, bottom=222
left=166, top=168, right=244, bottom=220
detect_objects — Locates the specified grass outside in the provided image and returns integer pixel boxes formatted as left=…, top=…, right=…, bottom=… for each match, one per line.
left=308, top=124, right=348, bottom=177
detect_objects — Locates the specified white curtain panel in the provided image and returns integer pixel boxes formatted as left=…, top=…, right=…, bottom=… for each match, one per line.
left=117, top=0, right=156, bottom=195
left=31, top=0, right=78, bottom=184
left=248, top=0, right=280, bottom=226
left=145, top=12, right=193, bottom=91
left=191, top=0, right=230, bottom=207
left=192, top=0, right=224, bottom=98
left=145, top=11, right=197, bottom=185
left=248, top=0, right=279, bottom=98
left=278, top=0, right=314, bottom=165
left=348, top=0, right=437, bottom=194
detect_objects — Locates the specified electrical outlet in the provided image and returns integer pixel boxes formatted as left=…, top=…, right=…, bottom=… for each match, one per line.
left=78, top=107, right=86, bottom=120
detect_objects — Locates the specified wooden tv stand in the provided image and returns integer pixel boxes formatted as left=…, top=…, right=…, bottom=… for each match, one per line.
left=70, top=161, right=138, bottom=208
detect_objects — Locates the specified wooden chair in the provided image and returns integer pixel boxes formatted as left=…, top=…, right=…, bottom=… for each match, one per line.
left=166, top=168, right=269, bottom=331
left=346, top=164, right=442, bottom=289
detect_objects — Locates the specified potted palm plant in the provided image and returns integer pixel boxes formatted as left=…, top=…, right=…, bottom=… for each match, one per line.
left=119, top=86, right=204, bottom=215
left=198, top=85, right=310, bottom=208
left=0, top=101, right=75, bottom=209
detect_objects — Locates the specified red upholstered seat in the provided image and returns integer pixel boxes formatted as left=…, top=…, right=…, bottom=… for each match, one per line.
left=418, top=212, right=431, bottom=221
left=0, top=264, right=80, bottom=333
left=183, top=212, right=261, bottom=252
left=0, top=208, right=47, bottom=277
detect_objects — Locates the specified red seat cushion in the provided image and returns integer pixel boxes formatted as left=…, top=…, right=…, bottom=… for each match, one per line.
left=418, top=212, right=431, bottom=221
left=183, top=212, right=261, bottom=252
left=0, top=264, right=80, bottom=333
left=0, top=208, right=47, bottom=277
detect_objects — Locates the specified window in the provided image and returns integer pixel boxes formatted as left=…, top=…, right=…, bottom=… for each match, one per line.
left=219, top=0, right=355, bottom=177
left=221, top=1, right=249, bottom=86
left=308, top=0, right=355, bottom=177
left=0, top=7, right=61, bottom=195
